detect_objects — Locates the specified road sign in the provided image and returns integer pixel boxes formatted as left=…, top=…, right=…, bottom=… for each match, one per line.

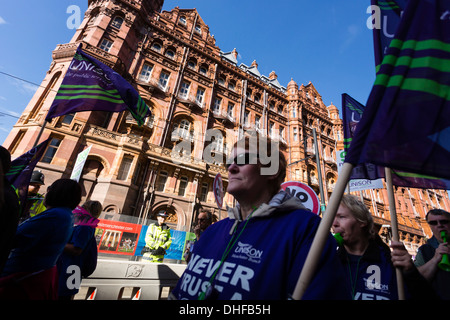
left=281, top=181, right=320, bottom=214
left=213, top=173, right=224, bottom=209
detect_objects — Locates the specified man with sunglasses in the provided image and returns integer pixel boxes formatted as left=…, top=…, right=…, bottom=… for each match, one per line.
left=414, top=209, right=450, bottom=299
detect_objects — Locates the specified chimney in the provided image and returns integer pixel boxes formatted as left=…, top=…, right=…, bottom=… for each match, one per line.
left=232, top=48, right=238, bottom=59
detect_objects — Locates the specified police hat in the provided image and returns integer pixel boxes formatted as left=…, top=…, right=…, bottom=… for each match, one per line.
left=157, top=211, right=169, bottom=218
left=30, top=170, right=45, bottom=185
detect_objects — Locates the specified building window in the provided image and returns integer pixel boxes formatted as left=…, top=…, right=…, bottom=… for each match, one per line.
left=173, top=119, right=191, bottom=140
left=165, top=49, right=175, bottom=59
left=211, top=132, right=224, bottom=153
left=110, top=16, right=124, bottom=29
left=42, top=137, right=62, bottom=163
left=139, top=63, right=153, bottom=82
left=194, top=25, right=201, bottom=35
left=293, top=127, right=298, bottom=141
left=213, top=97, right=221, bottom=113
left=151, top=42, right=162, bottom=52
left=156, top=171, right=168, bottom=192
left=158, top=71, right=170, bottom=90
left=178, top=177, right=188, bottom=196
left=179, top=16, right=187, bottom=25
left=244, top=111, right=250, bottom=126
left=9, top=130, right=26, bottom=154
left=188, top=60, right=196, bottom=69
left=200, top=183, right=208, bottom=202
left=228, top=80, right=235, bottom=91
left=218, top=77, right=225, bottom=86
left=179, top=81, right=190, bottom=98
left=196, top=87, right=205, bottom=105
left=199, top=66, right=207, bottom=76
left=99, top=38, right=113, bottom=52
left=61, top=113, right=75, bottom=125
left=255, top=115, right=261, bottom=129
left=227, top=103, right=234, bottom=117
left=117, top=155, right=133, bottom=180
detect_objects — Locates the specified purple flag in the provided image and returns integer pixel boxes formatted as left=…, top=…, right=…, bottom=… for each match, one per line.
left=343, top=93, right=450, bottom=189
left=46, top=46, right=151, bottom=126
left=370, top=0, right=408, bottom=68
left=6, top=138, right=51, bottom=212
left=342, top=93, right=383, bottom=181
left=346, top=0, right=450, bottom=181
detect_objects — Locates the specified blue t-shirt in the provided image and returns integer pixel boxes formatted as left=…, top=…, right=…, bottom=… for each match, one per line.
left=172, top=209, right=350, bottom=300
left=2, top=207, right=74, bottom=276
left=337, top=239, right=399, bottom=300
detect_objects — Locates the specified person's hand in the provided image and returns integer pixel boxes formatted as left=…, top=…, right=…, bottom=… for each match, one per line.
left=432, top=242, right=450, bottom=264
left=390, top=241, right=414, bottom=273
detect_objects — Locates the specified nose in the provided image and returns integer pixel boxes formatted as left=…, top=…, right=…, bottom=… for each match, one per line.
left=227, top=162, right=238, bottom=172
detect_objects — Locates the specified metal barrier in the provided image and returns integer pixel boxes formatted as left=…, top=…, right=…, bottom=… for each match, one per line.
left=74, top=259, right=186, bottom=300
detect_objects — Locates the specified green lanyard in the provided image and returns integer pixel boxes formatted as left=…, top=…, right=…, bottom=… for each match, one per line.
left=347, top=255, right=363, bottom=300
left=198, top=206, right=257, bottom=300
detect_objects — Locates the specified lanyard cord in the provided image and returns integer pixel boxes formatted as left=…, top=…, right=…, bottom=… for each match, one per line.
left=347, top=255, right=362, bottom=300
left=198, top=206, right=257, bottom=300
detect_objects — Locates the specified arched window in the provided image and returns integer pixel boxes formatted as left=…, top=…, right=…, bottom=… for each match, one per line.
left=165, top=49, right=176, bottom=59
left=110, top=16, right=124, bottom=29
left=187, top=59, right=197, bottom=70
left=172, top=119, right=192, bottom=140
left=151, top=42, right=162, bottom=52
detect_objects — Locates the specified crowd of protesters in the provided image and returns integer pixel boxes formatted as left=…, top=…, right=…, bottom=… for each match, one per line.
left=1, top=135, right=450, bottom=300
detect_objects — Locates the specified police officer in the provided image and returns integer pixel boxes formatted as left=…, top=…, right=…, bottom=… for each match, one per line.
left=142, top=211, right=172, bottom=263
left=20, top=170, right=46, bottom=223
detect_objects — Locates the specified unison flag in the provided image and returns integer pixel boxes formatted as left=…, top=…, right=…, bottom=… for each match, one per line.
left=6, top=138, right=51, bottom=213
left=370, top=0, right=408, bottom=68
left=343, top=93, right=450, bottom=189
left=46, top=46, right=151, bottom=126
left=346, top=0, right=450, bottom=181
left=342, top=93, right=383, bottom=181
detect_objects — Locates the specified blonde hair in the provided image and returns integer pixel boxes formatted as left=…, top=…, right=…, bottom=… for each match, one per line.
left=232, top=133, right=286, bottom=196
left=340, top=194, right=375, bottom=238
left=82, top=200, right=103, bottom=218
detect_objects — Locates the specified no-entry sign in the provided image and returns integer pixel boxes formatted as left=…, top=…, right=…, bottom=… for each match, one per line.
left=281, top=181, right=320, bottom=214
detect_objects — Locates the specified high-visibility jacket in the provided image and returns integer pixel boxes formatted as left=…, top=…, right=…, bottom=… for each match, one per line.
left=143, top=223, right=172, bottom=262
left=27, top=194, right=46, bottom=218
left=16, top=190, right=46, bottom=223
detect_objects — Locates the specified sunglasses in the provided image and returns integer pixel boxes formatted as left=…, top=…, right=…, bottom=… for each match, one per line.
left=428, top=220, right=450, bottom=226
left=226, top=153, right=259, bottom=169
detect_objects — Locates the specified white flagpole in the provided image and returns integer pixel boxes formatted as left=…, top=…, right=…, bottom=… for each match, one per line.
left=384, top=167, right=406, bottom=300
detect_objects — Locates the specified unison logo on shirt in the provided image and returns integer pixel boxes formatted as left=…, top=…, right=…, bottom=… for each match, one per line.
left=232, top=242, right=263, bottom=263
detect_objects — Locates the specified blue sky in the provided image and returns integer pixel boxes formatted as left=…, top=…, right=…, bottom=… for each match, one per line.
left=0, top=0, right=376, bottom=145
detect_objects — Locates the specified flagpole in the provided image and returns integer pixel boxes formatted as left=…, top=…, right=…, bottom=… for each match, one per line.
left=292, top=162, right=354, bottom=300
left=33, top=120, right=49, bottom=148
left=313, top=128, right=326, bottom=214
left=384, top=167, right=406, bottom=300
